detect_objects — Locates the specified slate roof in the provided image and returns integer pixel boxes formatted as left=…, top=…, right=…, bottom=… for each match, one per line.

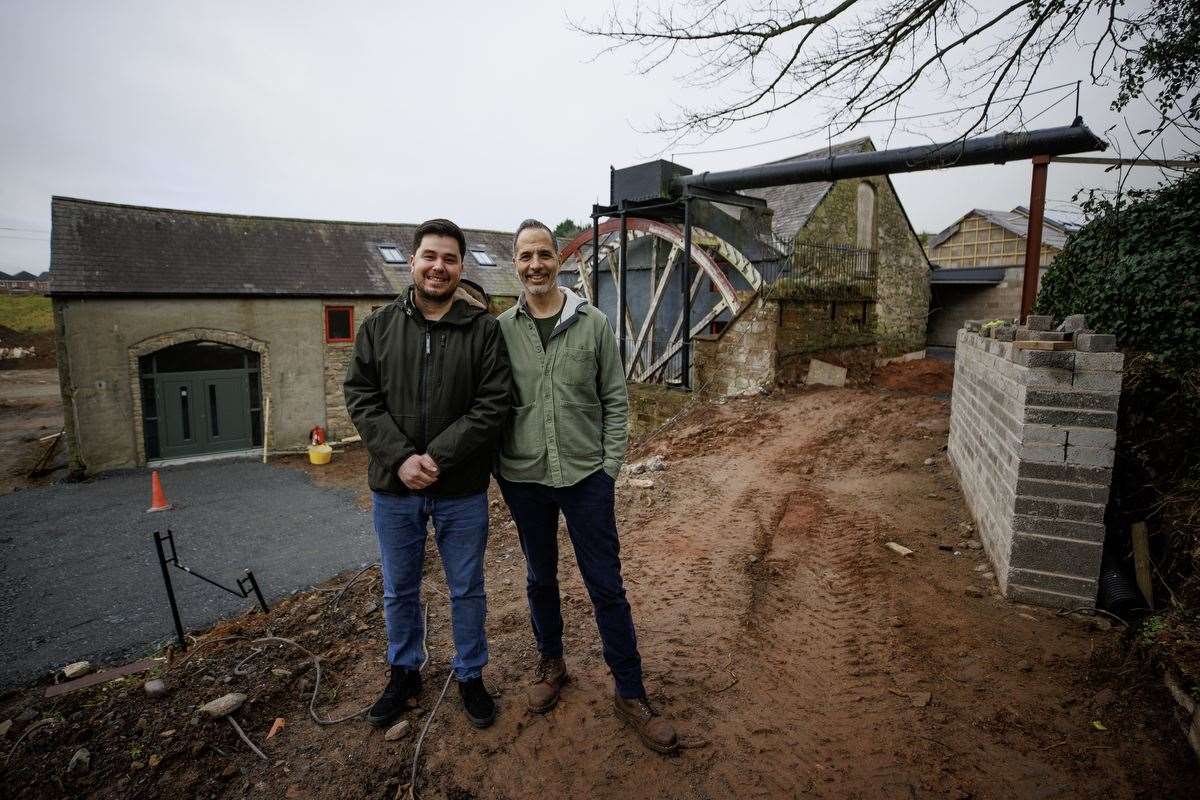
left=928, top=207, right=1073, bottom=252
left=743, top=138, right=875, bottom=240
left=49, top=197, right=524, bottom=299
left=10, top=270, right=38, bottom=281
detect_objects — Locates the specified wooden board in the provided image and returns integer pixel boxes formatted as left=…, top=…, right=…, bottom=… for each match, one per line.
left=44, top=658, right=158, bottom=698
left=1012, top=340, right=1074, bottom=350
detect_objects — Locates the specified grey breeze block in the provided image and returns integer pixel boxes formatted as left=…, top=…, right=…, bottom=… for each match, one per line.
left=948, top=330, right=1123, bottom=611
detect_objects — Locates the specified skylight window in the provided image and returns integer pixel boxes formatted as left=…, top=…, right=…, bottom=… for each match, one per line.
left=378, top=245, right=404, bottom=264
left=469, top=247, right=497, bottom=267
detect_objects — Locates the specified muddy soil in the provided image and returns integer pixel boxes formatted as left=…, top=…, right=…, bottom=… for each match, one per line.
left=0, top=368, right=66, bottom=495
left=3, top=362, right=1196, bottom=799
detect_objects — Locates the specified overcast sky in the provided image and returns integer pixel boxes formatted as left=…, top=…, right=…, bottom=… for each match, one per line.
left=0, top=0, right=1180, bottom=272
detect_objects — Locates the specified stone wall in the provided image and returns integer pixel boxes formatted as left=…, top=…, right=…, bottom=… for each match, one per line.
left=692, top=296, right=778, bottom=397
left=55, top=296, right=378, bottom=473
left=776, top=299, right=878, bottom=384
left=322, top=300, right=380, bottom=441
left=798, top=176, right=930, bottom=356
left=627, top=383, right=692, bottom=440
left=948, top=328, right=1124, bottom=609
left=692, top=296, right=883, bottom=395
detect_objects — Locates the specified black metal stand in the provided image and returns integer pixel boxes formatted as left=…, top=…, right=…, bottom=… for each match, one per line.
left=152, top=529, right=269, bottom=651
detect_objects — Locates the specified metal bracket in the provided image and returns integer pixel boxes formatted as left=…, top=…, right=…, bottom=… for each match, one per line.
left=152, top=529, right=269, bottom=650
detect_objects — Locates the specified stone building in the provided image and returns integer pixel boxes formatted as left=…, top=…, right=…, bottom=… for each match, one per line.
left=745, top=137, right=932, bottom=357
left=49, top=197, right=521, bottom=473
left=926, top=207, right=1076, bottom=348
left=559, top=138, right=931, bottom=401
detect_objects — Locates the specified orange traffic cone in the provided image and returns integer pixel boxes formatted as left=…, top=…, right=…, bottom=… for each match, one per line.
left=147, top=470, right=172, bottom=513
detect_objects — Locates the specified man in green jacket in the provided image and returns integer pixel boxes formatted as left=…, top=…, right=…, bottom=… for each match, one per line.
left=344, top=218, right=510, bottom=730
left=496, top=219, right=678, bottom=754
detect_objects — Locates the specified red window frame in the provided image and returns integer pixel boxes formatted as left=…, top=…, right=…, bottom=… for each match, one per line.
left=324, top=306, right=354, bottom=343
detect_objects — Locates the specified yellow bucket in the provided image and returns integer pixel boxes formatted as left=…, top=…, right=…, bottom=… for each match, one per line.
left=307, top=444, right=333, bottom=465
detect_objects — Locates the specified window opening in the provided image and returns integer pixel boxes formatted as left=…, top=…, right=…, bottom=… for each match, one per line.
left=179, top=387, right=191, bottom=440
left=378, top=245, right=404, bottom=263
left=325, top=306, right=353, bottom=342
left=469, top=247, right=496, bottom=267
left=209, top=385, right=220, bottom=437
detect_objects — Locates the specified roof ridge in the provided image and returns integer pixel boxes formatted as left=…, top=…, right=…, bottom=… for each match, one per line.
left=755, top=136, right=875, bottom=167
left=50, top=196, right=514, bottom=236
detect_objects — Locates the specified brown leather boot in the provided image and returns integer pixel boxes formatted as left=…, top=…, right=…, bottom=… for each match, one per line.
left=526, top=656, right=568, bottom=713
left=613, top=694, right=678, bottom=754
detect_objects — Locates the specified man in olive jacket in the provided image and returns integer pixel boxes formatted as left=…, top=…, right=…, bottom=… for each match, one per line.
left=496, top=219, right=678, bottom=754
left=344, top=218, right=510, bottom=730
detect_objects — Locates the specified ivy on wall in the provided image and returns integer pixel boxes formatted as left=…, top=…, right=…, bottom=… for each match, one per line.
left=1036, top=170, right=1200, bottom=368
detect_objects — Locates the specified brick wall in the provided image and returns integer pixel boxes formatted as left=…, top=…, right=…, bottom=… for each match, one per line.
left=948, top=329, right=1123, bottom=609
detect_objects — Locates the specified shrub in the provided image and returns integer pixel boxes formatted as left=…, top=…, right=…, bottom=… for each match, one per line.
left=1036, top=170, right=1200, bottom=368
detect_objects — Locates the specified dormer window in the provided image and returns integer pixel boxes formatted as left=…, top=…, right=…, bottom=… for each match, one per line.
left=469, top=247, right=496, bottom=267
left=378, top=245, right=404, bottom=264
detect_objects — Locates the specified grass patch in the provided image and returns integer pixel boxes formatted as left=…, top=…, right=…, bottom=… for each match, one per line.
left=0, top=294, right=53, bottom=333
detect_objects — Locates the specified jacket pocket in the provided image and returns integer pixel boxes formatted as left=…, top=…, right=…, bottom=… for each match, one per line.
left=502, top=402, right=542, bottom=459
left=556, top=346, right=595, bottom=386
left=556, top=400, right=603, bottom=458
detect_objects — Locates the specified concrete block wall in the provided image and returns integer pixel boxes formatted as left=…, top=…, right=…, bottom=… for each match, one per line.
left=948, top=329, right=1124, bottom=609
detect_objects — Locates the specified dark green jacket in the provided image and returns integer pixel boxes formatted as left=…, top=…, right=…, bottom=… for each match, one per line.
left=343, top=285, right=511, bottom=497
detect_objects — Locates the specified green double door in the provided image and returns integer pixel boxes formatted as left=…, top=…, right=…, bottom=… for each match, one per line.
left=157, top=369, right=253, bottom=459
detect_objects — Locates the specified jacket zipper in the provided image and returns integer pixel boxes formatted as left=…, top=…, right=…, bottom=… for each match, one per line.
left=421, top=324, right=431, bottom=451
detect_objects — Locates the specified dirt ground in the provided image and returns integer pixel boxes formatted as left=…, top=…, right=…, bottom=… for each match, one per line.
left=3, top=360, right=1197, bottom=799
left=0, top=324, right=56, bottom=371
left=0, top=368, right=66, bottom=495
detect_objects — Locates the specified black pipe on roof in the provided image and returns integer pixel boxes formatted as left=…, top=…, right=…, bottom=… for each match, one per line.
left=673, top=118, right=1107, bottom=194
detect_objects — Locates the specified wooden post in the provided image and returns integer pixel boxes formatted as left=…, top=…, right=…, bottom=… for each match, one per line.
left=1020, top=155, right=1050, bottom=322
left=261, top=394, right=271, bottom=464
left=1131, top=522, right=1154, bottom=609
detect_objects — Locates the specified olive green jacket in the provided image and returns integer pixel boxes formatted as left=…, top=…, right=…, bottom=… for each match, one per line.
left=497, top=286, right=628, bottom=486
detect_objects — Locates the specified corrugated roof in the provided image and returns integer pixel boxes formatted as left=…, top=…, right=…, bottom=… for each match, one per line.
left=49, top=197, right=524, bottom=298
left=928, top=207, right=1072, bottom=251
left=742, top=137, right=875, bottom=240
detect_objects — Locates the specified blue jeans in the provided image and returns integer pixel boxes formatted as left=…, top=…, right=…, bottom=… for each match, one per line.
left=372, top=490, right=489, bottom=681
left=498, top=470, right=646, bottom=699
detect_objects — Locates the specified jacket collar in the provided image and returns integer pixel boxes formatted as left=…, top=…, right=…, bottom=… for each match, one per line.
left=516, top=286, right=588, bottom=339
left=402, top=284, right=486, bottom=325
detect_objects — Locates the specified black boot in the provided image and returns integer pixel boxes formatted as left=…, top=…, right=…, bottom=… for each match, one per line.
left=457, top=676, right=496, bottom=728
left=366, top=666, right=421, bottom=727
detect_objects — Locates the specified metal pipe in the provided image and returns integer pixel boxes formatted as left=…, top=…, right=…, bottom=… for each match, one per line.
left=674, top=121, right=1106, bottom=194
left=591, top=208, right=601, bottom=306
left=1021, top=155, right=1050, bottom=322
left=618, top=210, right=628, bottom=367
left=681, top=198, right=692, bottom=390
left=153, top=530, right=187, bottom=651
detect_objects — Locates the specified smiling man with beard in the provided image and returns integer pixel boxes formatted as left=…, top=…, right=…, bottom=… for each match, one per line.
left=344, top=218, right=511, bottom=730
left=495, top=219, right=678, bottom=754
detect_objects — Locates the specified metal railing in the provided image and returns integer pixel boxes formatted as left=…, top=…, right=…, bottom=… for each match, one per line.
left=758, top=240, right=878, bottom=301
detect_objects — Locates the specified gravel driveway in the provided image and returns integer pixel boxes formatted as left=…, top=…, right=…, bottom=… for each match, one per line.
left=0, top=459, right=377, bottom=688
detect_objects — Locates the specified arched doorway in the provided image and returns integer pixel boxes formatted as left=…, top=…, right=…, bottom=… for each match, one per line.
left=138, top=341, right=263, bottom=460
